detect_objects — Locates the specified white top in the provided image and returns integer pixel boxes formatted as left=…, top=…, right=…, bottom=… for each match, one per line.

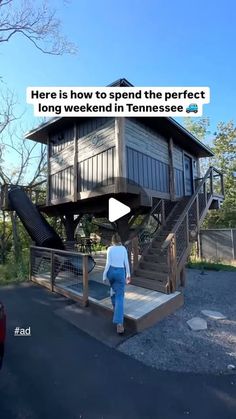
left=103, top=245, right=131, bottom=281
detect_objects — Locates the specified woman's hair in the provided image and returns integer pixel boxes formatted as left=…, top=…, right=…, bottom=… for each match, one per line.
left=111, top=233, right=122, bottom=245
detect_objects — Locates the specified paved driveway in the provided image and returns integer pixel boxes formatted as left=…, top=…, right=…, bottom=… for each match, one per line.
left=0, top=283, right=235, bottom=419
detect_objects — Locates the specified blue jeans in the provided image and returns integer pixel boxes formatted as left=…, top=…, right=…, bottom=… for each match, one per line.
left=107, top=266, right=125, bottom=325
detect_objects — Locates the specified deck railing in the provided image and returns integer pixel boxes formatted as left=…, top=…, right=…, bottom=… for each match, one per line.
left=162, top=166, right=224, bottom=292
left=130, top=198, right=175, bottom=272
left=30, top=246, right=89, bottom=306
left=0, top=180, right=46, bottom=210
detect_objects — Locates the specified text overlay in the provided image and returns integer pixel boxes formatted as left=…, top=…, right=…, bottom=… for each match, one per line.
left=27, top=86, right=210, bottom=117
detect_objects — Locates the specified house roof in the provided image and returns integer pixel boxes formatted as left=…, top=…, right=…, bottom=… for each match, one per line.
left=25, top=78, right=213, bottom=157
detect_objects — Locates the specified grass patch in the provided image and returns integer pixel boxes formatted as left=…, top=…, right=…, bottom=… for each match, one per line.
left=187, top=259, right=236, bottom=272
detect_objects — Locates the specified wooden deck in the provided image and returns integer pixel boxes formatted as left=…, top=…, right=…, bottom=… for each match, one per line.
left=31, top=273, right=183, bottom=332
left=31, top=250, right=184, bottom=332
left=91, top=284, right=183, bottom=332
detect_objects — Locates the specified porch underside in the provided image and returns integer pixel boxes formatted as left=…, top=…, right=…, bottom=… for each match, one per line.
left=38, top=191, right=151, bottom=217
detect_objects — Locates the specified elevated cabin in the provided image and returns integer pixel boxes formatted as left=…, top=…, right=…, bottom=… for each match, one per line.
left=25, top=80, right=213, bottom=226
left=22, top=79, right=224, bottom=296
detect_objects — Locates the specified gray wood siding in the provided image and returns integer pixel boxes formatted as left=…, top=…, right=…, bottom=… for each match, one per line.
left=192, top=158, right=198, bottom=179
left=50, top=143, right=74, bottom=173
left=126, top=147, right=169, bottom=193
left=174, top=168, right=184, bottom=197
left=77, top=117, right=110, bottom=137
left=125, top=119, right=169, bottom=165
left=77, top=118, right=115, bottom=162
left=173, top=145, right=183, bottom=171
left=173, top=145, right=184, bottom=197
left=49, top=126, right=74, bottom=156
left=78, top=147, right=115, bottom=192
left=50, top=166, right=73, bottom=200
left=49, top=118, right=115, bottom=175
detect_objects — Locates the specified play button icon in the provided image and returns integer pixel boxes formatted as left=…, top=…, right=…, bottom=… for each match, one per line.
left=108, top=198, right=131, bottom=222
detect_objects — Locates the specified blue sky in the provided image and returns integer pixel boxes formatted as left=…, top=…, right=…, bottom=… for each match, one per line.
left=1, top=0, right=236, bottom=138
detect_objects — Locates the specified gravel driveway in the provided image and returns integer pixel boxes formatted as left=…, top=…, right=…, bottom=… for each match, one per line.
left=119, top=269, right=236, bottom=374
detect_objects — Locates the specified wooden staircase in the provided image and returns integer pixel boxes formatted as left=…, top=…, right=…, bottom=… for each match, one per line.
left=131, top=167, right=224, bottom=294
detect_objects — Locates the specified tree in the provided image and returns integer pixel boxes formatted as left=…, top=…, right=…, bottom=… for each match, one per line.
left=0, top=125, right=47, bottom=262
left=183, top=117, right=210, bottom=141
left=0, top=0, right=77, bottom=136
left=184, top=118, right=236, bottom=228
left=0, top=1, right=77, bottom=275
left=207, top=121, right=236, bottom=227
left=0, top=0, right=76, bottom=55
left=183, top=117, right=212, bottom=176
left=0, top=88, right=18, bottom=136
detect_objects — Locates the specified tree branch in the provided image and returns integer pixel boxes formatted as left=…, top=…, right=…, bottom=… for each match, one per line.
left=0, top=0, right=77, bottom=55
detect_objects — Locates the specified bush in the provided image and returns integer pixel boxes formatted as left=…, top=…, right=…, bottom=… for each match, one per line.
left=0, top=248, right=29, bottom=285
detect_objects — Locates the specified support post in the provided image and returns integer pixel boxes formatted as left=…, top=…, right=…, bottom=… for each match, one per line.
left=210, top=169, right=213, bottom=195
left=132, top=236, right=139, bottom=273
left=50, top=250, right=55, bottom=292
left=197, top=232, right=202, bottom=259
left=168, top=137, right=175, bottom=201
left=220, top=173, right=224, bottom=196
left=186, top=213, right=189, bottom=245
left=29, top=247, right=32, bottom=282
left=196, top=194, right=200, bottom=230
left=168, top=234, right=177, bottom=292
left=46, top=137, right=50, bottom=206
left=161, top=199, right=166, bottom=226
left=203, top=182, right=207, bottom=206
left=115, top=117, right=126, bottom=192
left=116, top=215, right=130, bottom=243
left=73, top=122, right=78, bottom=202
left=82, top=255, right=89, bottom=306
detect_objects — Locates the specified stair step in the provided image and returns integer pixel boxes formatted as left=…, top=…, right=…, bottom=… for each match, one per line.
left=131, top=276, right=168, bottom=293
left=144, top=255, right=168, bottom=263
left=140, top=261, right=169, bottom=273
left=148, top=248, right=167, bottom=256
left=135, top=269, right=167, bottom=281
left=152, top=235, right=168, bottom=243
left=152, top=241, right=166, bottom=248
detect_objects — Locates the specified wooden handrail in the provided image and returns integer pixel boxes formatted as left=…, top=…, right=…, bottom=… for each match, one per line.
left=30, top=246, right=89, bottom=306
left=30, top=245, right=87, bottom=258
left=194, top=167, right=223, bottom=183
left=162, top=169, right=210, bottom=250
left=162, top=166, right=223, bottom=250
left=82, top=254, right=89, bottom=306
left=125, top=198, right=164, bottom=246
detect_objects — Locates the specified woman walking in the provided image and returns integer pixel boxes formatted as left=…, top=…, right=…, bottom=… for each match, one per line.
left=103, top=233, right=131, bottom=334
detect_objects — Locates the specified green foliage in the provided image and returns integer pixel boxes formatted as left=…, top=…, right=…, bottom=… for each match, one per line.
left=81, top=216, right=98, bottom=237
left=187, top=259, right=236, bottom=272
left=183, top=117, right=210, bottom=140
left=92, top=242, right=107, bottom=252
left=0, top=248, right=29, bottom=285
left=184, top=118, right=236, bottom=228
left=205, top=121, right=236, bottom=228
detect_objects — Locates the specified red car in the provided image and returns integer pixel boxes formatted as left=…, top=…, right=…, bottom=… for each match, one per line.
left=0, top=301, right=6, bottom=369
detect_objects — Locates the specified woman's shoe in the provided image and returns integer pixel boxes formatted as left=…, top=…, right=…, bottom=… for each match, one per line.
left=117, top=324, right=124, bottom=334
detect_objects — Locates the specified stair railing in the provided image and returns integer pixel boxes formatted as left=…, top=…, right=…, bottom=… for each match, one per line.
left=129, top=198, right=166, bottom=272
left=162, top=166, right=224, bottom=292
